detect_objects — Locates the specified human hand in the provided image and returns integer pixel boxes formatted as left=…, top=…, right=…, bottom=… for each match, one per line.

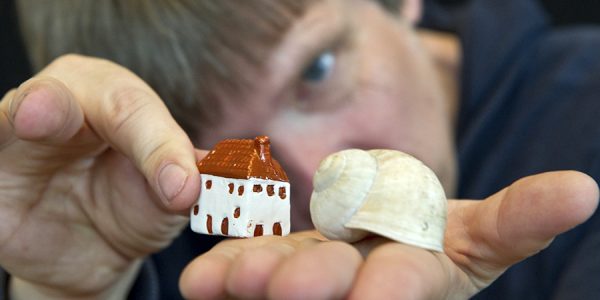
left=0, top=55, right=203, bottom=299
left=180, top=171, right=598, bottom=299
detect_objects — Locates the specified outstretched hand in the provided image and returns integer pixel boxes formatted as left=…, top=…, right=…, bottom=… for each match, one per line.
left=180, top=171, right=598, bottom=299
left=0, top=55, right=203, bottom=299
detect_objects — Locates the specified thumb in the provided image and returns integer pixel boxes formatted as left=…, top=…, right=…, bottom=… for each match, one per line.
left=456, top=171, right=599, bottom=285
left=495, top=171, right=598, bottom=259
left=0, top=76, right=98, bottom=175
left=5, top=76, right=86, bottom=144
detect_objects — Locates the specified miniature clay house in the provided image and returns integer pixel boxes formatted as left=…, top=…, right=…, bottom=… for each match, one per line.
left=190, top=136, right=290, bottom=238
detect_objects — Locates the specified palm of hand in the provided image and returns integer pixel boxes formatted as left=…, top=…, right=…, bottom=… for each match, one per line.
left=0, top=55, right=201, bottom=297
left=180, top=172, right=598, bottom=299
left=0, top=135, right=186, bottom=293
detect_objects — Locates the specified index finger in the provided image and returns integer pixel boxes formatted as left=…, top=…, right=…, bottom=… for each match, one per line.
left=179, top=231, right=324, bottom=299
left=36, top=54, right=200, bottom=210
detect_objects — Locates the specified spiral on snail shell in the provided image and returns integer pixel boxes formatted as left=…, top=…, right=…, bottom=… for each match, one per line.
left=310, top=149, right=447, bottom=252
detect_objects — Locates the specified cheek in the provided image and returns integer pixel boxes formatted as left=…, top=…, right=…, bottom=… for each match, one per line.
left=339, top=62, right=452, bottom=174
left=350, top=83, right=444, bottom=150
left=342, top=26, right=453, bottom=170
left=339, top=80, right=456, bottom=195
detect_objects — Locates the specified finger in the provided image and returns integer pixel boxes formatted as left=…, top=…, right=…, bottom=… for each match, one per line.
left=40, top=55, right=200, bottom=210
left=495, top=171, right=598, bottom=251
left=195, top=149, right=209, bottom=162
left=447, top=171, right=599, bottom=285
left=163, top=149, right=208, bottom=216
left=180, top=238, right=297, bottom=300
left=268, top=241, right=363, bottom=300
left=82, top=76, right=199, bottom=210
left=348, top=243, right=473, bottom=300
left=179, top=232, right=324, bottom=299
left=0, top=78, right=97, bottom=174
left=179, top=243, right=240, bottom=300
left=225, top=243, right=295, bottom=299
left=6, top=76, right=84, bottom=144
left=0, top=89, right=16, bottom=147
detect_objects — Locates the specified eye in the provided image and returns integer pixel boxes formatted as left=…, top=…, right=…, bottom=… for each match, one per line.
left=301, top=51, right=336, bottom=82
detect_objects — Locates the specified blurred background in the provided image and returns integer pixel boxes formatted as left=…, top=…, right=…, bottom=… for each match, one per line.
left=2, top=0, right=600, bottom=94
left=429, top=0, right=600, bottom=25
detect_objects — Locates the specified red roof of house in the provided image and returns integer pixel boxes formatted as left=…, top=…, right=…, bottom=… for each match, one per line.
left=197, top=136, right=289, bottom=182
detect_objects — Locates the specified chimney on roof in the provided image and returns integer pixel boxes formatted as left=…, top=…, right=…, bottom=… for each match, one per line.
left=254, top=136, right=271, bottom=162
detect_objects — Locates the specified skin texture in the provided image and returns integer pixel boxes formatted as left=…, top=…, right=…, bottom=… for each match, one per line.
left=0, top=0, right=598, bottom=299
left=180, top=172, right=599, bottom=299
left=180, top=1, right=599, bottom=299
left=181, top=1, right=599, bottom=299
left=198, top=0, right=456, bottom=231
left=0, top=55, right=206, bottom=299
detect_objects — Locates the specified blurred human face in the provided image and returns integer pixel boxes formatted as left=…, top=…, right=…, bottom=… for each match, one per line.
left=197, top=0, right=456, bottom=230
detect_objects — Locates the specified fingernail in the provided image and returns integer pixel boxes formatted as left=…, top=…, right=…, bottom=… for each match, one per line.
left=158, top=163, right=188, bottom=205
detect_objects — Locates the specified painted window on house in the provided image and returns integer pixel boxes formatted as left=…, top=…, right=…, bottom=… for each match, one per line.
left=221, top=217, right=229, bottom=235
left=267, top=185, right=275, bottom=196
left=279, top=187, right=287, bottom=199
left=254, top=224, right=264, bottom=237
left=206, top=215, right=213, bottom=234
left=273, top=222, right=282, bottom=236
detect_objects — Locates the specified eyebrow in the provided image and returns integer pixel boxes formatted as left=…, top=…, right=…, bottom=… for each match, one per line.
left=191, top=0, right=318, bottom=118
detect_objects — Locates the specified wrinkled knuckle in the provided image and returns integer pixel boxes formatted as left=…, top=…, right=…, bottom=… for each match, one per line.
left=139, top=139, right=171, bottom=170
left=0, top=89, right=17, bottom=147
left=1, top=88, right=17, bottom=104
left=103, top=87, right=154, bottom=135
left=18, top=75, right=67, bottom=94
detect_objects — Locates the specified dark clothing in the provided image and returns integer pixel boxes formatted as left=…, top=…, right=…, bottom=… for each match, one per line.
left=450, top=0, right=600, bottom=299
left=424, top=0, right=600, bottom=299
left=0, top=0, right=30, bottom=94
left=2, top=0, right=600, bottom=299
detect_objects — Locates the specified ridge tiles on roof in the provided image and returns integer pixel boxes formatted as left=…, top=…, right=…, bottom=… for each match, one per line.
left=197, top=136, right=289, bottom=182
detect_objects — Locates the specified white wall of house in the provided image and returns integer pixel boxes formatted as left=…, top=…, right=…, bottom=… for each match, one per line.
left=190, top=174, right=290, bottom=237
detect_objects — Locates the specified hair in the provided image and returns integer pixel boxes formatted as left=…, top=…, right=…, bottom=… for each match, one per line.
left=17, top=0, right=401, bottom=137
left=378, top=0, right=402, bottom=11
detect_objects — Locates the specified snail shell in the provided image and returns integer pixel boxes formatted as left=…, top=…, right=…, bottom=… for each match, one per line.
left=310, top=149, right=447, bottom=252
